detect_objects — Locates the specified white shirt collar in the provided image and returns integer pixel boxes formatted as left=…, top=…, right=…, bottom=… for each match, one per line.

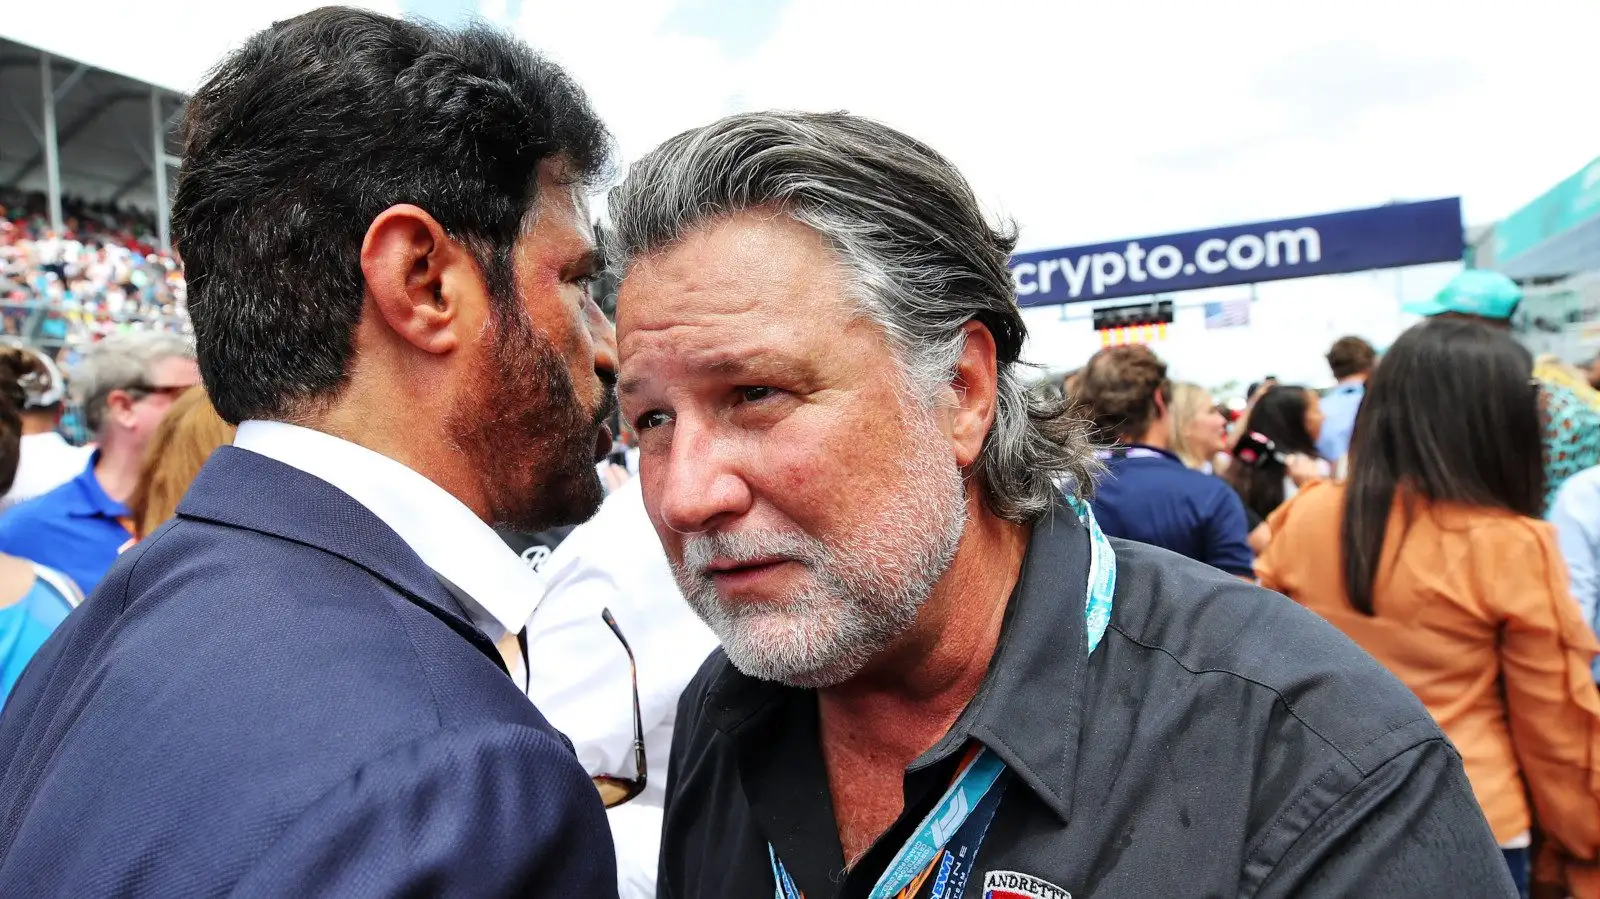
left=233, top=420, right=547, bottom=639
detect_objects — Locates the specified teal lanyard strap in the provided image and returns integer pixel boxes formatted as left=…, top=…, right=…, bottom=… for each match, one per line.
left=769, top=500, right=1116, bottom=899
left=1069, top=495, right=1115, bottom=657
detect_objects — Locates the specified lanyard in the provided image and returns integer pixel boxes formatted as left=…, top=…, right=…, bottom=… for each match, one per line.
left=1093, top=446, right=1168, bottom=462
left=770, top=497, right=1116, bottom=899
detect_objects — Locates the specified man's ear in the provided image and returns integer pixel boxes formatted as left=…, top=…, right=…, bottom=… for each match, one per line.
left=103, top=389, right=139, bottom=429
left=948, top=320, right=1000, bottom=469
left=359, top=204, right=463, bottom=356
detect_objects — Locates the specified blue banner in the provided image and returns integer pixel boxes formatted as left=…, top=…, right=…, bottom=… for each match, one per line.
left=1010, top=198, right=1463, bottom=307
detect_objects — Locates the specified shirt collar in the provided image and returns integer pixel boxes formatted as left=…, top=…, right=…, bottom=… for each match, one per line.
left=917, top=498, right=1090, bottom=822
left=65, top=450, right=130, bottom=520
left=705, top=497, right=1092, bottom=824
left=233, top=420, right=547, bottom=639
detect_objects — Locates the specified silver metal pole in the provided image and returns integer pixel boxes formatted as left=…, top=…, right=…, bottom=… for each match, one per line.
left=150, top=86, right=171, bottom=252
left=39, top=53, right=62, bottom=232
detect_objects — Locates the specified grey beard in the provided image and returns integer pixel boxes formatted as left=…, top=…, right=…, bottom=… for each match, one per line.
left=669, top=445, right=967, bottom=688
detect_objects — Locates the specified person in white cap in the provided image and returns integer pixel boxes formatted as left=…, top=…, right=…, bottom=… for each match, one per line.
left=0, top=344, right=90, bottom=513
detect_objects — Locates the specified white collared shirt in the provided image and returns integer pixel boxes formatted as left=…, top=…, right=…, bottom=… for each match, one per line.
left=234, top=420, right=546, bottom=689
left=521, top=476, right=719, bottom=899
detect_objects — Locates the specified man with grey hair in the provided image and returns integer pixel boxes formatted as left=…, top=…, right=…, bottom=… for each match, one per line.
left=610, top=112, right=1514, bottom=898
left=0, top=333, right=197, bottom=592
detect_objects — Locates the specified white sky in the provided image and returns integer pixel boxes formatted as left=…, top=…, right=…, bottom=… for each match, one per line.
left=6, top=0, right=1598, bottom=389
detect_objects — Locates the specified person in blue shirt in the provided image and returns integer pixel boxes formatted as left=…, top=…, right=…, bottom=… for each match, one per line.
left=0, top=334, right=198, bottom=593
left=1076, top=345, right=1255, bottom=576
left=0, top=347, right=83, bottom=702
left=1549, top=464, right=1600, bottom=684
left=1316, top=335, right=1375, bottom=464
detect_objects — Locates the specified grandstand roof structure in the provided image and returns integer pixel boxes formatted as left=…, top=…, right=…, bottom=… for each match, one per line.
left=0, top=36, right=185, bottom=250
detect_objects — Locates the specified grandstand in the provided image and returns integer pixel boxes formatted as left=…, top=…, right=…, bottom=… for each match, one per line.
left=0, top=31, right=187, bottom=355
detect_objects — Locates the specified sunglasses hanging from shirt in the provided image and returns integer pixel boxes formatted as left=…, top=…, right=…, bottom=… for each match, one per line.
left=593, top=608, right=648, bottom=808
left=767, top=497, right=1117, bottom=899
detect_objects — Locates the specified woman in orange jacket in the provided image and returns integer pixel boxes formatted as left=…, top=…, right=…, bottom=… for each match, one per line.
left=1258, top=318, right=1600, bottom=898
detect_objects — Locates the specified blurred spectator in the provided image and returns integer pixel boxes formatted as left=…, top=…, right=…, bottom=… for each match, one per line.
left=1586, top=354, right=1600, bottom=392
left=1061, top=367, right=1083, bottom=402
left=1257, top=319, right=1600, bottom=898
left=1536, top=354, right=1600, bottom=412
left=1404, top=269, right=1600, bottom=514
left=1317, top=336, right=1375, bottom=463
left=1539, top=377, right=1600, bottom=515
left=1245, top=376, right=1277, bottom=406
left=0, top=347, right=82, bottom=701
left=127, top=387, right=235, bottom=541
left=1225, top=384, right=1328, bottom=524
left=0, top=343, right=90, bottom=512
left=1168, top=381, right=1229, bottom=473
left=1549, top=464, right=1600, bottom=683
left=1076, top=345, right=1254, bottom=577
left=0, top=334, right=197, bottom=592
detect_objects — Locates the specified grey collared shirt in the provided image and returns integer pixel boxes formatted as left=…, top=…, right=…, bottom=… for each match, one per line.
left=657, top=500, right=1514, bottom=898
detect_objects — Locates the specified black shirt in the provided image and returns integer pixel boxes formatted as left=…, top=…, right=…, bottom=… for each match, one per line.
left=658, top=499, right=1515, bottom=898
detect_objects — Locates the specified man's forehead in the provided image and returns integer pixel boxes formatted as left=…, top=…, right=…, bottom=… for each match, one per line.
left=618, top=322, right=807, bottom=395
left=614, top=212, right=897, bottom=384
left=533, top=185, right=592, bottom=240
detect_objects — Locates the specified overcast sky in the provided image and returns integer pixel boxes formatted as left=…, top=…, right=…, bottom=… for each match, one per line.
left=5, top=0, right=1597, bottom=389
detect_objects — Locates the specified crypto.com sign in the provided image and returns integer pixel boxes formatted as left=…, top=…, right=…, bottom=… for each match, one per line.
left=1010, top=198, right=1464, bottom=306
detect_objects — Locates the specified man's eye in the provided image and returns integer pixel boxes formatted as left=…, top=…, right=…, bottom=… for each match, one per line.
left=738, top=386, right=777, bottom=403
left=635, top=411, right=671, bottom=431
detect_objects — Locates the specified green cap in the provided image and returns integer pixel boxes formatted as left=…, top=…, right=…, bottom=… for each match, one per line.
left=1403, top=269, right=1522, bottom=320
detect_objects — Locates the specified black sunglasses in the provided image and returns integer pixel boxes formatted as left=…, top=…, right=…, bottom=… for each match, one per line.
left=125, top=382, right=193, bottom=402
left=593, top=608, right=646, bottom=808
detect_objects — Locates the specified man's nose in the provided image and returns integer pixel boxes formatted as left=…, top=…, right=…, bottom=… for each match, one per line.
left=652, top=420, right=752, bottom=535
left=586, top=298, right=618, bottom=383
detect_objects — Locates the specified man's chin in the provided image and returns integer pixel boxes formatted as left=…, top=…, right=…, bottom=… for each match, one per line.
left=496, top=466, right=605, bottom=533
left=723, top=642, right=870, bottom=690
left=711, top=613, right=879, bottom=689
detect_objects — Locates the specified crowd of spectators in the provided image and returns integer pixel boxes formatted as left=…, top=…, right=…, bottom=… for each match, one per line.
left=0, top=190, right=189, bottom=354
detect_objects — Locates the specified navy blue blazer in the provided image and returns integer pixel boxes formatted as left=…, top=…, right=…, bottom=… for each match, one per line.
left=0, top=446, right=618, bottom=897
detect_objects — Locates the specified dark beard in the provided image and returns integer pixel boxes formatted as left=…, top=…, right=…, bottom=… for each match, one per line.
left=449, top=305, right=612, bottom=532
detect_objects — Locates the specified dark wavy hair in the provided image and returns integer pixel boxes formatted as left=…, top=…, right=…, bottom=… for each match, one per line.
left=173, top=6, right=611, bottom=424
left=1340, top=319, right=1544, bottom=615
left=1226, top=384, right=1320, bottom=520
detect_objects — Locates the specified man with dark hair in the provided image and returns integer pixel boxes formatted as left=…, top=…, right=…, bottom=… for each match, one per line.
left=1317, top=335, right=1376, bottom=462
left=0, top=9, right=620, bottom=896
left=610, top=112, right=1511, bottom=898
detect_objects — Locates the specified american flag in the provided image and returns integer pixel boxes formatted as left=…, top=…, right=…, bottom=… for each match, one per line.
left=1204, top=298, right=1251, bottom=329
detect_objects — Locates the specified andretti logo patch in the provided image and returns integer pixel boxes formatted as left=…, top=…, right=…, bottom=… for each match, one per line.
left=983, top=870, right=1071, bottom=899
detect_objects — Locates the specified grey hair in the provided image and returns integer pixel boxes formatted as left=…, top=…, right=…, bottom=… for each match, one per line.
left=607, top=111, right=1100, bottom=521
left=72, top=333, right=195, bottom=434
